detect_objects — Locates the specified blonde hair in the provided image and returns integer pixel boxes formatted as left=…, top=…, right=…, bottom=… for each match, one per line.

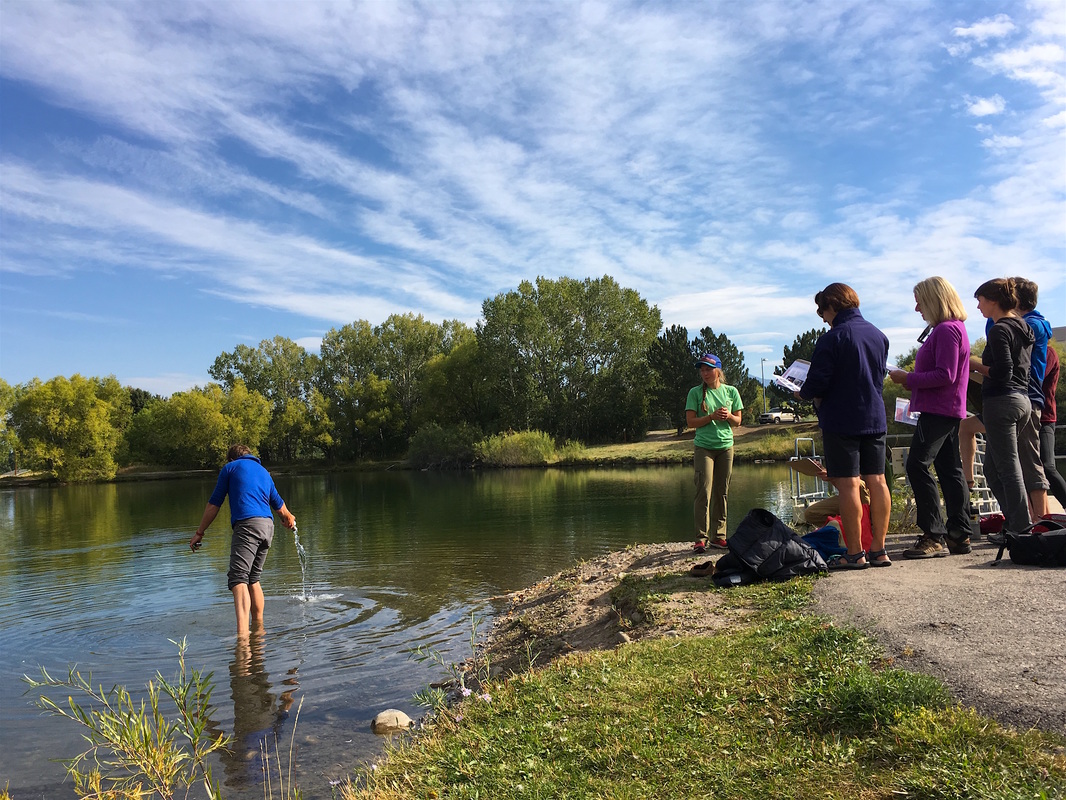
left=914, top=276, right=967, bottom=325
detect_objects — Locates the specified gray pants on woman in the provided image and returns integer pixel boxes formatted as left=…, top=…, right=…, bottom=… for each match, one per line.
left=983, top=393, right=1036, bottom=533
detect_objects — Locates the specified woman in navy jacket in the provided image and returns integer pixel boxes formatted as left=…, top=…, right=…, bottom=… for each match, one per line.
left=799, top=283, right=892, bottom=569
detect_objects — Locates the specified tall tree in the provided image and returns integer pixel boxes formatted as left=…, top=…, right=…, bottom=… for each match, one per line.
left=316, top=320, right=400, bottom=459
left=376, top=313, right=454, bottom=438
left=0, top=379, right=18, bottom=471
left=413, top=331, right=495, bottom=432
left=478, top=276, right=661, bottom=442
left=647, top=324, right=697, bottom=430
left=209, top=336, right=318, bottom=460
left=124, top=382, right=270, bottom=468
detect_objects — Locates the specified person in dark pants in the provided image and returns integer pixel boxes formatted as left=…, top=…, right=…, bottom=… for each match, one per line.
left=1040, top=345, right=1066, bottom=508
left=190, top=444, right=297, bottom=637
left=889, top=277, right=972, bottom=558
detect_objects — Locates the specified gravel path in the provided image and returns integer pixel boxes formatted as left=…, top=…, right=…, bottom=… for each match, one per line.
left=811, top=533, right=1066, bottom=734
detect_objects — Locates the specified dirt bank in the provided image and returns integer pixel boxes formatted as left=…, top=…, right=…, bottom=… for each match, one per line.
left=482, top=534, right=1066, bottom=735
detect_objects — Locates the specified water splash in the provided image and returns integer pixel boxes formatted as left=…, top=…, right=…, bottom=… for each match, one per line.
left=293, top=526, right=310, bottom=601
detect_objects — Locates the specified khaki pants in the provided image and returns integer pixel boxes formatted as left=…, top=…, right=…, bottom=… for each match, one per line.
left=694, top=446, right=733, bottom=540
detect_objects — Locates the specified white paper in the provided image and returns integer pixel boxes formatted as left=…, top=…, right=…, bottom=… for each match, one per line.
left=773, top=359, right=810, bottom=393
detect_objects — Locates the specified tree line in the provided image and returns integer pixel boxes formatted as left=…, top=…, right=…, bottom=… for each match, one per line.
left=3, top=275, right=831, bottom=481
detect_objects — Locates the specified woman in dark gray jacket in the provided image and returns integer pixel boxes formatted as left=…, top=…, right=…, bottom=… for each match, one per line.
left=969, top=278, right=1036, bottom=537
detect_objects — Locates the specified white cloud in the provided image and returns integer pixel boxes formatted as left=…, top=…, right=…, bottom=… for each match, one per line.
left=965, top=95, right=1007, bottom=116
left=952, top=14, right=1016, bottom=44
left=981, top=135, right=1024, bottom=151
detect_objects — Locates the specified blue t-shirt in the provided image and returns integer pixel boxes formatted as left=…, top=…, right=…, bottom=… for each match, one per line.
left=208, top=454, right=285, bottom=527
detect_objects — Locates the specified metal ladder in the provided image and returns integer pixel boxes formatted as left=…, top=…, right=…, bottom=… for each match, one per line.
left=971, top=432, right=1002, bottom=517
left=788, top=437, right=830, bottom=524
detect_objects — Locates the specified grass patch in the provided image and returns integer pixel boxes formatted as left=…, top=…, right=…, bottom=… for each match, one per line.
left=476, top=431, right=558, bottom=466
left=342, top=580, right=1066, bottom=799
left=734, top=431, right=802, bottom=461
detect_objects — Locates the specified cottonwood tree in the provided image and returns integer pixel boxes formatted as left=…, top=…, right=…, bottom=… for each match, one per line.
left=124, top=381, right=270, bottom=468
left=209, top=336, right=319, bottom=460
left=478, top=276, right=661, bottom=442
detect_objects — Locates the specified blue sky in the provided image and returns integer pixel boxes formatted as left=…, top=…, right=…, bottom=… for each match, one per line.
left=1, top=0, right=1063, bottom=396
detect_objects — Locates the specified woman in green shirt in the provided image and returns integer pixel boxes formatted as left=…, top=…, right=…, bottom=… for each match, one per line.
left=685, top=353, right=744, bottom=551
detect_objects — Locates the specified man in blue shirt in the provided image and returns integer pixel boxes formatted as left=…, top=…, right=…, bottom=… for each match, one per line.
left=190, top=444, right=297, bottom=636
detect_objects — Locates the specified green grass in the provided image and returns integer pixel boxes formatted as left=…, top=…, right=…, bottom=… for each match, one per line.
left=345, top=581, right=1066, bottom=800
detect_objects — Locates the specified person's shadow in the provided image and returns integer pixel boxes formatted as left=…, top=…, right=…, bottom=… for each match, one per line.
left=216, top=628, right=299, bottom=792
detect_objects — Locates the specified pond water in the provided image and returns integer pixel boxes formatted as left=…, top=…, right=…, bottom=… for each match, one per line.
left=0, top=463, right=794, bottom=799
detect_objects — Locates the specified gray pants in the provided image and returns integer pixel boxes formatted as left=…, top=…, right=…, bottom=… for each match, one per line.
left=228, top=517, right=275, bottom=590
left=983, top=393, right=1035, bottom=533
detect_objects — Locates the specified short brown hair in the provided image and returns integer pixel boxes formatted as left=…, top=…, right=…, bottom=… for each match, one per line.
left=814, top=283, right=860, bottom=316
left=974, top=278, right=1018, bottom=311
left=1012, top=277, right=1038, bottom=312
left=227, top=444, right=252, bottom=462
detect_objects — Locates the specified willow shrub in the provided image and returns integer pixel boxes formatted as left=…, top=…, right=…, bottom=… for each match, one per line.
left=476, top=430, right=557, bottom=467
left=407, top=423, right=481, bottom=469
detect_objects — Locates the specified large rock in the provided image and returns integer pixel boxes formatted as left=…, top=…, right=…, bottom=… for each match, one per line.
left=371, top=709, right=414, bottom=734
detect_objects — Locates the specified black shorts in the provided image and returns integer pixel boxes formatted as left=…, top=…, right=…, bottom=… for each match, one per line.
left=227, top=517, right=275, bottom=590
left=822, top=431, right=887, bottom=479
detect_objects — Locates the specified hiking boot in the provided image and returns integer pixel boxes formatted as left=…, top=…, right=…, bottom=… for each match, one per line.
left=902, top=536, right=948, bottom=559
left=946, top=533, right=972, bottom=555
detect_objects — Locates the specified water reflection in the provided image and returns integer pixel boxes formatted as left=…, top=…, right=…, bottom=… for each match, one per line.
left=216, top=629, right=299, bottom=792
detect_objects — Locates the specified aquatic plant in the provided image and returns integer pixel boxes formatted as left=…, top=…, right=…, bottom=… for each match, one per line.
left=24, top=638, right=229, bottom=799
left=24, top=638, right=306, bottom=800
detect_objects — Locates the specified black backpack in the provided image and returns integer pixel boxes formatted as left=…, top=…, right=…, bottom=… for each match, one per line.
left=994, top=516, right=1066, bottom=567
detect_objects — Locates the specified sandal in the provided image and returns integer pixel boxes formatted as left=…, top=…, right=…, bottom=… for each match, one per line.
left=689, top=560, right=714, bottom=577
left=827, top=550, right=869, bottom=570
left=866, top=548, right=892, bottom=567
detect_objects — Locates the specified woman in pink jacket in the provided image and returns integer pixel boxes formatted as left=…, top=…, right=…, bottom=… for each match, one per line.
left=889, top=277, right=971, bottom=559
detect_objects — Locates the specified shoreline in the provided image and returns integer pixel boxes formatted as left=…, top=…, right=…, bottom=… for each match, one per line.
left=0, top=422, right=824, bottom=488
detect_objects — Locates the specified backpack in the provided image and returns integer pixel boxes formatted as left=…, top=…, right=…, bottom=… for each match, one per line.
left=714, top=508, right=827, bottom=587
left=994, top=515, right=1066, bottom=567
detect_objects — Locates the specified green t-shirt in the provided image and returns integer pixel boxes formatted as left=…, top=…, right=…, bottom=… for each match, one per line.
left=685, top=382, right=743, bottom=450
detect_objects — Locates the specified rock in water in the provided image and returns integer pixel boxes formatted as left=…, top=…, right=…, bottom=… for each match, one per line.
left=371, top=709, right=414, bottom=734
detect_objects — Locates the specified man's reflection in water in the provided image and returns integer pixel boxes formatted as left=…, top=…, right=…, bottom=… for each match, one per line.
left=219, top=627, right=299, bottom=791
